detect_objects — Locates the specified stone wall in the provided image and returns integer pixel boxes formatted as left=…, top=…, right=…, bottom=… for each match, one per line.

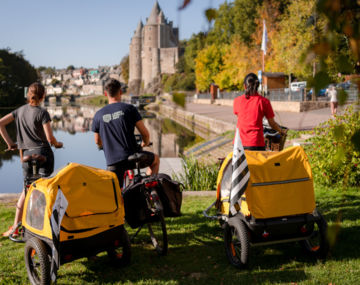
left=159, top=104, right=235, bottom=137
left=160, top=47, right=178, bottom=74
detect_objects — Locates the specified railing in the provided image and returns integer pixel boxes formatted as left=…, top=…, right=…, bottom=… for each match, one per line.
left=267, top=89, right=304, bottom=102
left=193, top=88, right=359, bottom=103
left=346, top=88, right=359, bottom=102
left=196, top=93, right=211, bottom=99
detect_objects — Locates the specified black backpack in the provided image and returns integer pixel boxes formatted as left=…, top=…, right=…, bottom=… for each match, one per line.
left=155, top=174, right=183, bottom=217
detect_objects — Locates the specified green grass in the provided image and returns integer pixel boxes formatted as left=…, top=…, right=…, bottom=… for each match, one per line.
left=1, top=187, right=360, bottom=284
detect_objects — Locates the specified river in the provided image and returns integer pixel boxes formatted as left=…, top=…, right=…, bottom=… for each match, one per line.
left=0, top=103, right=203, bottom=193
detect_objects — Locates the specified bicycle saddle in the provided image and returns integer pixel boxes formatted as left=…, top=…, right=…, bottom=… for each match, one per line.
left=128, top=153, right=148, bottom=163
left=22, top=154, right=47, bottom=164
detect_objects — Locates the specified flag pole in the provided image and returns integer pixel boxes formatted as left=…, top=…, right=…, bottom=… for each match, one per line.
left=261, top=19, right=267, bottom=73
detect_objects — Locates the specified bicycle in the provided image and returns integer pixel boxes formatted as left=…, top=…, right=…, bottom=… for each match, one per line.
left=122, top=135, right=168, bottom=256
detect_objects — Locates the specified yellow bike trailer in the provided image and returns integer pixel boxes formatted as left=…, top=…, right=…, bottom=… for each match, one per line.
left=22, top=163, right=130, bottom=285
left=204, top=146, right=329, bottom=269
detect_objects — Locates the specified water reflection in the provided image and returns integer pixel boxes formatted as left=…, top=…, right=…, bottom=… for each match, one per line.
left=0, top=104, right=202, bottom=193
left=45, top=104, right=200, bottom=157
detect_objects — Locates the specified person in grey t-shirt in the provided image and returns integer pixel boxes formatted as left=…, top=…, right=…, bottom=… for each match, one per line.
left=0, top=82, right=63, bottom=237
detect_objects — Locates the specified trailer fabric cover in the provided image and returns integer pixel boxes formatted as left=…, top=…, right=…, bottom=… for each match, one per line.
left=217, top=146, right=316, bottom=219
left=22, top=163, right=125, bottom=242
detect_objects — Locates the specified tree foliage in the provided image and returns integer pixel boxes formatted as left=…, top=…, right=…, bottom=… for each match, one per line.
left=0, top=49, right=38, bottom=107
left=270, top=0, right=316, bottom=78
left=120, top=55, right=129, bottom=84
left=195, top=44, right=227, bottom=92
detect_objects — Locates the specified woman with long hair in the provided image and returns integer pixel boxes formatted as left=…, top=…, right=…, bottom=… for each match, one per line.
left=233, top=73, right=285, bottom=150
left=0, top=82, right=63, bottom=237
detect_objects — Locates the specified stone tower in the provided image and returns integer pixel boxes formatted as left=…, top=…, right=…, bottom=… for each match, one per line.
left=128, top=1, right=179, bottom=93
left=129, top=20, right=143, bottom=94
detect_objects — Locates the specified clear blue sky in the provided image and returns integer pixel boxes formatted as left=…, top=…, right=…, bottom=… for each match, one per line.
left=0, top=0, right=228, bottom=69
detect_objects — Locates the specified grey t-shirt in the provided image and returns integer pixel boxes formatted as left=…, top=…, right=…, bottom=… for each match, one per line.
left=11, top=104, right=51, bottom=149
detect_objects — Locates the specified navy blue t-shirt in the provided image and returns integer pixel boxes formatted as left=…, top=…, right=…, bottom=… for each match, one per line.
left=92, top=102, right=142, bottom=165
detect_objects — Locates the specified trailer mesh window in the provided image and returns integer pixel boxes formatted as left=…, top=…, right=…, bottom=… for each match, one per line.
left=26, top=190, right=46, bottom=230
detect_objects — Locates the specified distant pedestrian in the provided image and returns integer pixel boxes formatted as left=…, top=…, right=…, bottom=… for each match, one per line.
left=328, top=85, right=338, bottom=116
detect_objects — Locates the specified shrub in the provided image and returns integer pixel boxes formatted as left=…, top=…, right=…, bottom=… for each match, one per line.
left=306, top=104, right=360, bottom=187
left=172, top=92, right=186, bottom=108
left=163, top=73, right=195, bottom=92
left=173, top=156, right=218, bottom=191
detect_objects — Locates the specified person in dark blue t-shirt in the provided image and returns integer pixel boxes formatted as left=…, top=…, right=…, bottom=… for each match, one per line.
left=92, top=79, right=159, bottom=187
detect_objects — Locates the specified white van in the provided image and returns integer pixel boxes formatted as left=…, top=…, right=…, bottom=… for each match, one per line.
left=290, top=81, right=307, bottom=92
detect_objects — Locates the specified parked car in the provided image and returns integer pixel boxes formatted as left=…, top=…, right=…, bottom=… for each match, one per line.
left=290, top=81, right=307, bottom=92
left=306, top=85, right=330, bottom=100
left=337, top=81, right=357, bottom=90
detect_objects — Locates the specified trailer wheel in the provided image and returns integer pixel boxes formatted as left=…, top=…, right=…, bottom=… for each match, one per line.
left=224, top=218, right=250, bottom=269
left=24, top=237, right=51, bottom=285
left=300, top=213, right=329, bottom=259
left=107, top=226, right=131, bottom=266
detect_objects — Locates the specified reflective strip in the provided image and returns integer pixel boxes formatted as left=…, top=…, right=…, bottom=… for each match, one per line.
left=252, top=177, right=310, bottom=187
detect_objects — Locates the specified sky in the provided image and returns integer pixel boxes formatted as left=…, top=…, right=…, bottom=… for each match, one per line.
left=0, top=0, right=228, bottom=69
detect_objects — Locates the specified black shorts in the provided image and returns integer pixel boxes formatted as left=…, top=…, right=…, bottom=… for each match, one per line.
left=22, top=147, right=54, bottom=179
left=107, top=151, right=155, bottom=187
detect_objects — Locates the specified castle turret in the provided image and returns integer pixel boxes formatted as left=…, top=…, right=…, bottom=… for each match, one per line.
left=142, top=1, right=161, bottom=88
left=129, top=20, right=143, bottom=93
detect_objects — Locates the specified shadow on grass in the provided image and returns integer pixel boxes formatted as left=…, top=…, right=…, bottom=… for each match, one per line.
left=318, top=194, right=360, bottom=222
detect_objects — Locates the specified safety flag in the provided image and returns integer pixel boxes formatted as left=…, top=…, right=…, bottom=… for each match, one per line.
left=50, top=187, right=68, bottom=282
left=261, top=19, right=268, bottom=55
left=230, top=128, right=250, bottom=216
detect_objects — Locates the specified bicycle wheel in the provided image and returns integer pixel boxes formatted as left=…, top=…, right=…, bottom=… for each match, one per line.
left=107, top=226, right=131, bottom=267
left=24, top=237, right=51, bottom=285
left=148, top=211, right=168, bottom=256
left=300, top=212, right=329, bottom=259
left=224, top=218, right=250, bottom=269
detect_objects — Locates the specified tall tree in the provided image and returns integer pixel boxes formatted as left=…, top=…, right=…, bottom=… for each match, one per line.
left=120, top=55, right=129, bottom=84
left=214, top=38, right=261, bottom=90
left=195, top=44, right=227, bottom=91
left=184, top=32, right=207, bottom=73
left=269, top=0, right=316, bottom=78
left=207, top=1, right=235, bottom=45
left=0, top=49, right=38, bottom=107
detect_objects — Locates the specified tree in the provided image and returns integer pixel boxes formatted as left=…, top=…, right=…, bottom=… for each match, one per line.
left=184, top=32, right=207, bottom=73
left=269, top=0, right=316, bottom=78
left=120, top=55, right=129, bottom=84
left=0, top=49, right=38, bottom=107
left=214, top=38, right=261, bottom=90
left=232, top=0, right=262, bottom=45
left=207, top=1, right=235, bottom=45
left=195, top=44, right=227, bottom=91
left=66, top=65, right=75, bottom=71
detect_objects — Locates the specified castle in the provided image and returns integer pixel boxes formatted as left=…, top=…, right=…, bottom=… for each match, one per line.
left=129, top=1, right=179, bottom=93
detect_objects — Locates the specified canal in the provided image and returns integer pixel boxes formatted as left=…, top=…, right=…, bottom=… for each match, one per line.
left=0, top=103, right=204, bottom=193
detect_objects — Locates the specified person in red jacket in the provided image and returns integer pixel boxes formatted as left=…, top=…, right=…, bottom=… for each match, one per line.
left=233, top=73, right=285, bottom=150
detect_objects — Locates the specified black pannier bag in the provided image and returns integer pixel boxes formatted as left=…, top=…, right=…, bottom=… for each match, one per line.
left=156, top=174, right=183, bottom=217
left=121, top=182, right=158, bottom=228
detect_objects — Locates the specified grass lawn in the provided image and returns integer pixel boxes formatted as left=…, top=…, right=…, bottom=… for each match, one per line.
left=1, top=186, right=360, bottom=284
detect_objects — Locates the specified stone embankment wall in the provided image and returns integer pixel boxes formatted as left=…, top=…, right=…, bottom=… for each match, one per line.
left=159, top=104, right=235, bottom=137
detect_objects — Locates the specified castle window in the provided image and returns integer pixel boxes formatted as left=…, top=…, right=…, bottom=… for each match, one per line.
left=149, top=47, right=151, bottom=51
